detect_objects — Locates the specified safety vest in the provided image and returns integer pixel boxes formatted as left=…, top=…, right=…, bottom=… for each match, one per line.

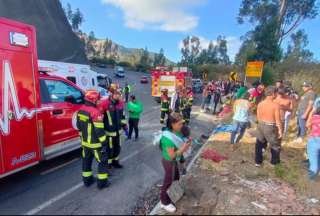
left=76, top=105, right=107, bottom=149
left=161, top=95, right=170, bottom=112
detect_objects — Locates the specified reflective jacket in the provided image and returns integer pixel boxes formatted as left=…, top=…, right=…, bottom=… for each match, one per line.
left=98, top=98, right=127, bottom=137
left=186, top=92, right=193, bottom=109
left=76, top=105, right=108, bottom=149
left=161, top=94, right=170, bottom=112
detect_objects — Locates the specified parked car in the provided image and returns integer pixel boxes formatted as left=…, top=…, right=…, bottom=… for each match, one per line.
left=140, top=76, right=148, bottom=84
left=192, top=79, right=203, bottom=93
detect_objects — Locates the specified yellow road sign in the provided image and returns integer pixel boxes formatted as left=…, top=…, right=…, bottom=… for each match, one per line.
left=246, top=61, right=264, bottom=77
left=229, top=71, right=237, bottom=81
left=203, top=71, right=208, bottom=82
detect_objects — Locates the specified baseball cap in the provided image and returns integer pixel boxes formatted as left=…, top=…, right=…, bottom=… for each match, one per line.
left=302, top=82, right=313, bottom=88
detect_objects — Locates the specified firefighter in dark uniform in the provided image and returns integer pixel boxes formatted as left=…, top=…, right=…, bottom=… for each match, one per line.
left=99, top=88, right=128, bottom=169
left=76, top=90, right=110, bottom=189
left=160, top=89, right=170, bottom=124
left=184, top=87, right=193, bottom=124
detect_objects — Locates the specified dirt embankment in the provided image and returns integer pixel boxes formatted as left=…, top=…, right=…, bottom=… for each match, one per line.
left=0, top=0, right=87, bottom=64
left=173, top=129, right=320, bottom=215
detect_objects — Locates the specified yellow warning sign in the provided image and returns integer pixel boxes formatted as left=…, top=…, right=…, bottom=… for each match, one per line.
left=246, top=61, right=264, bottom=77
left=203, top=70, right=208, bottom=82
left=229, top=71, right=237, bottom=81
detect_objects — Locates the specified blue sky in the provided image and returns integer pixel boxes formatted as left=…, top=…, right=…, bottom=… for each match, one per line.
left=61, top=0, right=320, bottom=63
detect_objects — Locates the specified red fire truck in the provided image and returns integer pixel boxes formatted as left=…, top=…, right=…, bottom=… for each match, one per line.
left=0, top=18, right=86, bottom=178
left=151, top=66, right=192, bottom=102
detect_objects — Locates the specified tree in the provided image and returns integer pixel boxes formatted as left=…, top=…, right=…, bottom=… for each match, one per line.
left=88, top=31, right=96, bottom=41
left=238, top=0, right=318, bottom=45
left=154, top=48, right=166, bottom=66
left=285, top=30, right=314, bottom=62
left=207, top=41, right=219, bottom=64
left=66, top=3, right=73, bottom=21
left=235, top=38, right=257, bottom=66
left=180, top=36, right=201, bottom=65
left=237, top=0, right=318, bottom=64
left=216, top=36, right=231, bottom=65
left=71, top=8, right=84, bottom=31
left=138, top=47, right=150, bottom=71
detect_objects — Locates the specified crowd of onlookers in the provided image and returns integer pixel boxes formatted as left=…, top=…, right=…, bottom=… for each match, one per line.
left=201, top=79, right=320, bottom=181
left=158, top=78, right=320, bottom=213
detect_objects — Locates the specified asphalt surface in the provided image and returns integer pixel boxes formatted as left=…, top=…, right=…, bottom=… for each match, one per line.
left=0, top=69, right=213, bottom=215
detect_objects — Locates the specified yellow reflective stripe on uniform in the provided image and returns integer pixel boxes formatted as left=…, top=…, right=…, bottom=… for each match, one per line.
left=106, top=131, right=117, bottom=137
left=161, top=108, right=169, bottom=111
left=121, top=119, right=127, bottom=124
left=87, top=123, right=92, bottom=144
left=82, top=142, right=102, bottom=149
left=82, top=148, right=85, bottom=158
left=114, top=156, right=119, bottom=161
left=108, top=159, right=113, bottom=164
left=82, top=171, right=92, bottom=177
left=94, top=150, right=101, bottom=163
left=94, top=122, right=104, bottom=128
left=97, top=173, right=108, bottom=180
left=78, top=114, right=89, bottom=122
left=99, top=135, right=106, bottom=143
left=106, top=111, right=113, bottom=126
left=109, top=137, right=113, bottom=148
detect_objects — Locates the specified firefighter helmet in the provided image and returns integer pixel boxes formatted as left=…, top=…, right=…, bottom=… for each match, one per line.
left=161, top=89, right=168, bottom=94
left=85, top=89, right=101, bottom=104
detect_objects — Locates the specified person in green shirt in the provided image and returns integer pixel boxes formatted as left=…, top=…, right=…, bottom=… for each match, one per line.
left=235, top=83, right=248, bottom=100
left=159, top=113, right=191, bottom=213
left=127, top=95, right=143, bottom=140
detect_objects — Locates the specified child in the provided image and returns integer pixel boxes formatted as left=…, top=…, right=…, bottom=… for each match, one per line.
left=306, top=106, right=320, bottom=180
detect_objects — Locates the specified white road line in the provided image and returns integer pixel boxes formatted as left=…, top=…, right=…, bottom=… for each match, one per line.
left=25, top=183, right=83, bottom=215
left=25, top=144, right=151, bottom=215
left=40, top=158, right=80, bottom=176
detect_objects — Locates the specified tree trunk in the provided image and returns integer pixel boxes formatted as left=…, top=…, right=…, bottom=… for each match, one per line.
left=277, top=0, right=287, bottom=44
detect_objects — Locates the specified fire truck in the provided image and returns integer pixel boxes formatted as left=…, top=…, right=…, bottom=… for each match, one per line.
left=0, top=18, right=86, bottom=178
left=151, top=66, right=192, bottom=102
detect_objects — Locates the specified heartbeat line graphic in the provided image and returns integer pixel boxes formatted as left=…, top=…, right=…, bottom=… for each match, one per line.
left=1, top=60, right=52, bottom=135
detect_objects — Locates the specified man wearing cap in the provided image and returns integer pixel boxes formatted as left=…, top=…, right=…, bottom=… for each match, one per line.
left=295, top=82, right=317, bottom=143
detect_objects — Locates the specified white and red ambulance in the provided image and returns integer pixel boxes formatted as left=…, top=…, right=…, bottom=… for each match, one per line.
left=0, top=18, right=86, bottom=178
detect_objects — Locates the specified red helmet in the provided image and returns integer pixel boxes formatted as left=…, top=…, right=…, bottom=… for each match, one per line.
left=85, top=89, right=100, bottom=104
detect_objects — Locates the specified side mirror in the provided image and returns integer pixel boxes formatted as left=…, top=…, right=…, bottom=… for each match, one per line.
left=65, top=95, right=77, bottom=104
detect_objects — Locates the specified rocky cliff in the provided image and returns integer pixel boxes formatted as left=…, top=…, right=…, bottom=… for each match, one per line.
left=0, top=0, right=87, bottom=64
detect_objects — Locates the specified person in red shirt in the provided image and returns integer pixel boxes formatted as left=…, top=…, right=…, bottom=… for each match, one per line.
left=306, top=106, right=320, bottom=180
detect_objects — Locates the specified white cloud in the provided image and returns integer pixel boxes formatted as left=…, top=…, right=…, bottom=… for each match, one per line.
left=101, top=0, right=202, bottom=32
left=178, top=36, right=242, bottom=61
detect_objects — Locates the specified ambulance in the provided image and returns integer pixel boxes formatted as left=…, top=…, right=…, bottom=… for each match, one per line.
left=38, top=60, right=99, bottom=91
left=151, top=66, right=192, bottom=102
left=0, top=18, right=86, bottom=178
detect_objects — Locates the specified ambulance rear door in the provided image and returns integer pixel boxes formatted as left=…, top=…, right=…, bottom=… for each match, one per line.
left=0, top=18, right=41, bottom=177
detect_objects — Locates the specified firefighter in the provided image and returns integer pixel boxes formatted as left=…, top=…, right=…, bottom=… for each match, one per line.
left=184, top=87, right=193, bottom=124
left=99, top=88, right=128, bottom=169
left=76, top=90, right=110, bottom=189
left=160, top=89, right=170, bottom=124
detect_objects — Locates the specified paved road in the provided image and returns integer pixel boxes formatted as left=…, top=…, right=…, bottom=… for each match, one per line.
left=0, top=69, right=213, bottom=215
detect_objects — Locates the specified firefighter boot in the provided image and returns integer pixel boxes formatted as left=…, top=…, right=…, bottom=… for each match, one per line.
left=83, top=175, right=95, bottom=187
left=112, top=160, right=123, bottom=169
left=97, top=179, right=111, bottom=190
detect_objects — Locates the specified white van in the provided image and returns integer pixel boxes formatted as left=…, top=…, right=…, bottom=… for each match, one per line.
left=38, top=60, right=99, bottom=91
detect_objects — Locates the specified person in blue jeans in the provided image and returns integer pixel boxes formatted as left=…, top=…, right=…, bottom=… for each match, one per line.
left=295, top=82, right=316, bottom=143
left=306, top=105, right=320, bottom=180
left=230, top=93, right=252, bottom=150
